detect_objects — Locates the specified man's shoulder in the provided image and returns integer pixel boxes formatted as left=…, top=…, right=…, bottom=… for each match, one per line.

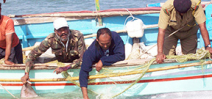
left=111, top=31, right=122, bottom=41
left=111, top=31, right=120, bottom=37
left=161, top=0, right=174, bottom=15
left=2, top=15, right=12, bottom=20
left=87, top=40, right=97, bottom=50
left=191, top=0, right=200, bottom=4
left=42, top=33, right=56, bottom=43
left=84, top=42, right=96, bottom=56
left=191, top=0, right=201, bottom=9
left=1, top=15, right=13, bottom=24
left=70, top=29, right=83, bottom=37
left=46, top=33, right=55, bottom=39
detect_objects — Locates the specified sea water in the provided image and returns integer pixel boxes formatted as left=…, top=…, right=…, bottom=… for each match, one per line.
left=0, top=92, right=84, bottom=99
left=0, top=0, right=211, bottom=99
left=0, top=92, right=133, bottom=99
left=2, top=90, right=212, bottom=99
left=1, top=0, right=210, bottom=15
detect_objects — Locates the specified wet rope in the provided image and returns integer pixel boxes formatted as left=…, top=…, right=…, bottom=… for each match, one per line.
left=166, top=48, right=210, bottom=62
left=0, top=58, right=5, bottom=64
left=111, top=48, right=210, bottom=98
left=111, top=58, right=155, bottom=98
left=0, top=84, right=19, bottom=99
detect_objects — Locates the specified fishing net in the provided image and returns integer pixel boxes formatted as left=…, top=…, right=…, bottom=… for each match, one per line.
left=48, top=47, right=211, bottom=99
left=49, top=57, right=154, bottom=98
left=0, top=47, right=209, bottom=98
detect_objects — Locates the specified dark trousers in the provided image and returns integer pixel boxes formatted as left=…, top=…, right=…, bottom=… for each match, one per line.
left=163, top=26, right=199, bottom=55
left=0, top=42, right=23, bottom=64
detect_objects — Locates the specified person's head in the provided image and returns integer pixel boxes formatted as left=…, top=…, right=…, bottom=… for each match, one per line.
left=53, top=18, right=70, bottom=41
left=174, top=0, right=191, bottom=13
left=96, top=28, right=112, bottom=50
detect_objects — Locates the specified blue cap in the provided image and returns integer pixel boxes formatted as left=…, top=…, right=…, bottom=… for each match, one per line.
left=174, top=0, right=191, bottom=13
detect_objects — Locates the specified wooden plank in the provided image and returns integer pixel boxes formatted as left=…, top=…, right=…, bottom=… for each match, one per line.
left=0, top=60, right=211, bottom=82
left=21, top=24, right=158, bottom=52
left=12, top=11, right=160, bottom=25
left=0, top=58, right=177, bottom=70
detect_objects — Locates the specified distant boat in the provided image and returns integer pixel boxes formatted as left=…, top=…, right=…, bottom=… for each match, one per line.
left=0, top=1, right=212, bottom=98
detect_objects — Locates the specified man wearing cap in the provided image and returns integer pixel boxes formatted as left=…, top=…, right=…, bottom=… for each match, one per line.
left=21, top=18, right=86, bottom=84
left=156, top=0, right=212, bottom=63
left=0, top=3, right=23, bottom=65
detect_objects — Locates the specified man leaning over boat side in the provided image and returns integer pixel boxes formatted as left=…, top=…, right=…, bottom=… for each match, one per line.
left=21, top=18, right=86, bottom=84
left=156, top=0, right=212, bottom=63
left=79, top=28, right=125, bottom=99
left=0, top=3, right=23, bottom=65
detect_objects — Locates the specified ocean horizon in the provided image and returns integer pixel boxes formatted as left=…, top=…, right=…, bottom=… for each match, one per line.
left=1, top=0, right=211, bottom=15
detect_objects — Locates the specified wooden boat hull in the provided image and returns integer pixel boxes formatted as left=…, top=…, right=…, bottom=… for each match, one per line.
left=1, top=2, right=212, bottom=98
left=1, top=60, right=212, bottom=98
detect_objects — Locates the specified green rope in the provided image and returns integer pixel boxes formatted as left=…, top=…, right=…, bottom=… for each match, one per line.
left=0, top=58, right=5, bottom=64
left=166, top=48, right=210, bottom=62
left=55, top=61, right=98, bottom=96
left=48, top=48, right=210, bottom=98
left=112, top=58, right=155, bottom=98
left=62, top=71, right=99, bottom=96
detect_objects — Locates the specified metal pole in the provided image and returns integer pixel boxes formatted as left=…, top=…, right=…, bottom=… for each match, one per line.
left=95, top=0, right=103, bottom=26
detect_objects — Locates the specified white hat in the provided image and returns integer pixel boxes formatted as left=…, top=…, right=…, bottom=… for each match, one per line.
left=53, top=18, right=69, bottom=30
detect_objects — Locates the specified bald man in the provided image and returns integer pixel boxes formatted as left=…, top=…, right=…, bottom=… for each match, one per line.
left=79, top=28, right=125, bottom=99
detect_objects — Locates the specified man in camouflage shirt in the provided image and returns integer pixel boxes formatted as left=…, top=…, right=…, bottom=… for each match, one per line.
left=21, top=18, right=86, bottom=84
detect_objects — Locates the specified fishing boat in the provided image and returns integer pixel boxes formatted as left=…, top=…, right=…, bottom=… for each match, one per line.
left=1, top=1, right=212, bottom=98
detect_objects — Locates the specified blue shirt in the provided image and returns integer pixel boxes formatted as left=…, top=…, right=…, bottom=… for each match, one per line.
left=79, top=31, right=125, bottom=87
